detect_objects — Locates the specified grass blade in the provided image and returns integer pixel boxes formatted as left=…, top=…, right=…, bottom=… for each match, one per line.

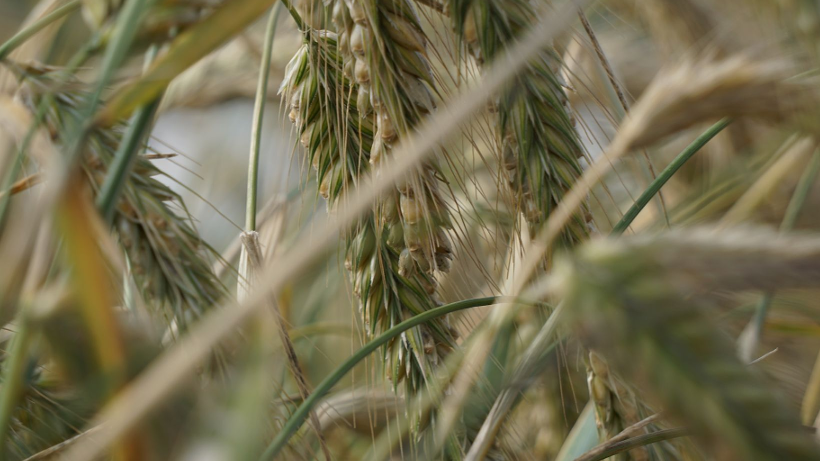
left=260, top=296, right=504, bottom=460
left=611, top=118, right=732, bottom=235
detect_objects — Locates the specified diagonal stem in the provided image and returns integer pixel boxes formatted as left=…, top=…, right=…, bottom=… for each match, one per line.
left=611, top=119, right=731, bottom=235
left=260, top=297, right=518, bottom=460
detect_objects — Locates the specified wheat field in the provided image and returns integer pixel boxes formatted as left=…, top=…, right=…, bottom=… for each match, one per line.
left=1, top=0, right=820, bottom=460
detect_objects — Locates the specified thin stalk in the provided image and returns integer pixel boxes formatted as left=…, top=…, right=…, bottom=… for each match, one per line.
left=0, top=0, right=81, bottom=61
left=740, top=149, right=820, bottom=362
left=574, top=428, right=690, bottom=461
left=96, top=46, right=161, bottom=223
left=578, top=9, right=669, bottom=227
left=245, top=4, right=282, bottom=232
left=242, top=7, right=327, bottom=456
left=0, top=314, right=34, bottom=455
left=279, top=0, right=304, bottom=31
left=260, top=296, right=509, bottom=460
left=611, top=118, right=732, bottom=235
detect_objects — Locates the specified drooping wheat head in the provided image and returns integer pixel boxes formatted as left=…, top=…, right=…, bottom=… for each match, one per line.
left=446, top=1, right=637, bottom=451
left=279, top=27, right=457, bottom=392
left=449, top=0, right=588, bottom=248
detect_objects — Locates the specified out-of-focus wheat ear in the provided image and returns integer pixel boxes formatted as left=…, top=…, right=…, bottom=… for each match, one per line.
left=15, top=65, right=227, bottom=331
left=449, top=0, right=588, bottom=249
left=617, top=55, right=820, bottom=151
left=555, top=229, right=820, bottom=461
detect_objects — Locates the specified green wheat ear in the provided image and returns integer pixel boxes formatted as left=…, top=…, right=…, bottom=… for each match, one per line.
left=280, top=27, right=457, bottom=393
left=558, top=228, right=820, bottom=461
left=448, top=0, right=588, bottom=248
left=16, top=64, right=226, bottom=330
left=332, top=0, right=456, bottom=279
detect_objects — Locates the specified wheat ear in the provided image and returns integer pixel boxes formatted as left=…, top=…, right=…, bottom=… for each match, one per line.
left=280, top=27, right=457, bottom=392
left=331, top=0, right=459, bottom=390
left=15, top=64, right=226, bottom=330
left=449, top=0, right=588, bottom=247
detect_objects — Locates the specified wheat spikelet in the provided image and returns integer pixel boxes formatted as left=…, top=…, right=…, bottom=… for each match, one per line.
left=279, top=29, right=456, bottom=391
left=13, top=63, right=225, bottom=330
